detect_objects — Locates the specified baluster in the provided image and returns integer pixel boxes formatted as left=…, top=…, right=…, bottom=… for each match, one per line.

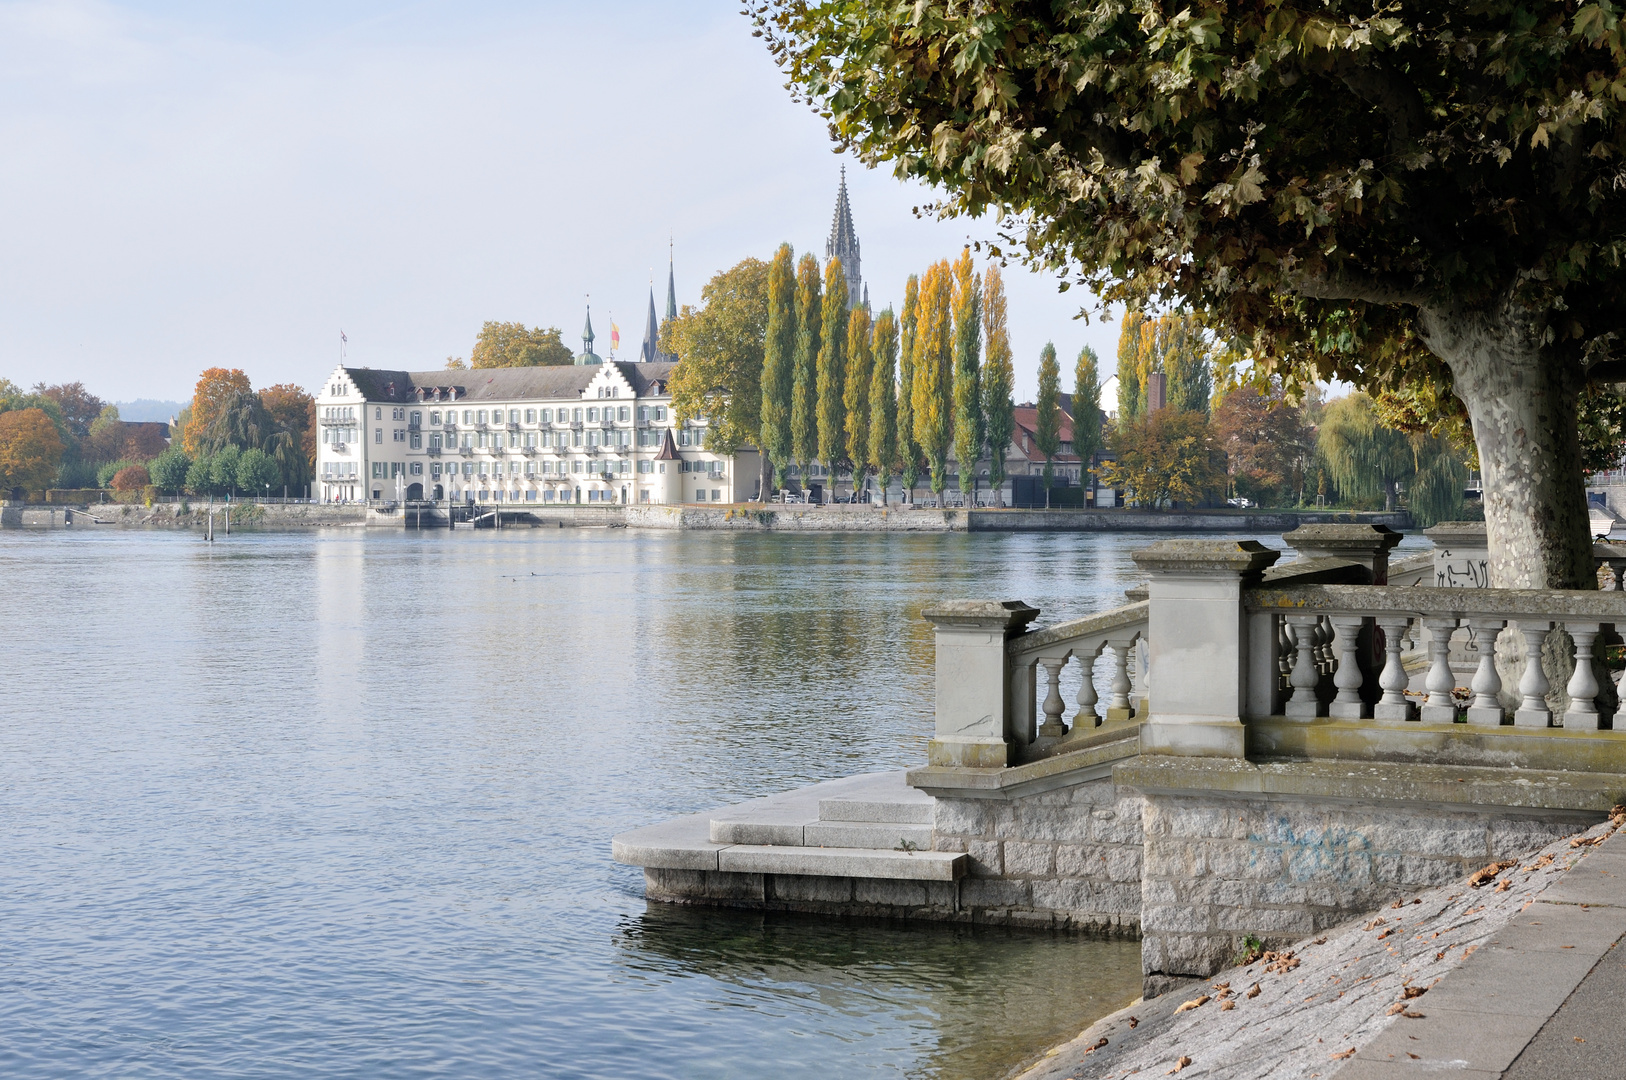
left=1419, top=618, right=1460, bottom=723
left=1466, top=618, right=1507, bottom=726
left=1037, top=658, right=1068, bottom=738
left=1564, top=622, right=1603, bottom=730
left=1073, top=646, right=1101, bottom=729
left=1328, top=615, right=1369, bottom=719
left=1277, top=617, right=1293, bottom=691
left=1105, top=636, right=1135, bottom=722
left=1373, top=615, right=1417, bottom=722
left=1284, top=614, right=1325, bottom=719
left=1515, top=621, right=1554, bottom=728
left=1135, top=635, right=1151, bottom=717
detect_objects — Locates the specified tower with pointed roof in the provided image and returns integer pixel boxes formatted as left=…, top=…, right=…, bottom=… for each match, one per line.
left=826, top=167, right=863, bottom=308
left=576, top=306, right=603, bottom=366
left=641, top=245, right=679, bottom=363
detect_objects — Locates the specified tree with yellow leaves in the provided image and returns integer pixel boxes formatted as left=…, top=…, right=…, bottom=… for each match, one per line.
left=843, top=305, right=873, bottom=496
left=951, top=249, right=983, bottom=503
left=911, top=260, right=954, bottom=504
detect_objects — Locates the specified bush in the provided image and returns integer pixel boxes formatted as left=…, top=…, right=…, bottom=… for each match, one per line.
left=234, top=448, right=281, bottom=497
left=56, top=460, right=98, bottom=489
left=208, top=445, right=242, bottom=494
left=185, top=455, right=215, bottom=495
left=95, top=459, right=138, bottom=488
left=147, top=448, right=192, bottom=494
left=110, top=465, right=151, bottom=491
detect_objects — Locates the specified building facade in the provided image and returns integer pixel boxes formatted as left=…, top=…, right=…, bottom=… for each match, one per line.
left=314, top=359, right=759, bottom=506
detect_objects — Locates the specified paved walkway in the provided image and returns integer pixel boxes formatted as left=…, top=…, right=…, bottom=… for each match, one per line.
left=1017, top=814, right=1626, bottom=1080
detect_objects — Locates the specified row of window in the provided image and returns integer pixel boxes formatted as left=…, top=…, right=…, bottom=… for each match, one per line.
left=369, top=405, right=675, bottom=426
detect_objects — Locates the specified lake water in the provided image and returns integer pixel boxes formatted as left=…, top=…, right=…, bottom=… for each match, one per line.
left=0, top=526, right=1381, bottom=1079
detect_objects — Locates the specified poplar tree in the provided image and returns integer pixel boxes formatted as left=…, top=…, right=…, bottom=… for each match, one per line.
left=868, top=308, right=899, bottom=505
left=980, top=265, right=1015, bottom=508
left=1115, top=311, right=1148, bottom=421
left=816, top=258, right=850, bottom=477
left=1073, top=345, right=1104, bottom=471
left=1035, top=343, right=1061, bottom=504
left=1160, top=314, right=1214, bottom=415
left=843, top=304, right=873, bottom=496
left=912, top=261, right=954, bottom=505
left=897, top=274, right=920, bottom=502
left=950, top=248, right=984, bottom=503
left=790, top=253, right=821, bottom=487
left=759, top=243, right=797, bottom=493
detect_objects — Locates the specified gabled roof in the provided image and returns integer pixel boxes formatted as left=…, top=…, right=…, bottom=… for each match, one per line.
left=336, top=362, right=678, bottom=404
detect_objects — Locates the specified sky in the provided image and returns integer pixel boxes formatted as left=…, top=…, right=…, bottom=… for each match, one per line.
left=0, top=0, right=1124, bottom=405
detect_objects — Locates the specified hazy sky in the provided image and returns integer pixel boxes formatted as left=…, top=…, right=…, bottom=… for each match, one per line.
left=0, top=0, right=1122, bottom=404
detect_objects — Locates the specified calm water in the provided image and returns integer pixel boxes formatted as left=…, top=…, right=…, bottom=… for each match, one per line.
left=0, top=526, right=1334, bottom=1079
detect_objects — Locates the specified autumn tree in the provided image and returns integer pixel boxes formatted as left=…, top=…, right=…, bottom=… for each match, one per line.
left=34, top=382, right=103, bottom=440
left=259, top=383, right=317, bottom=492
left=760, top=244, right=798, bottom=492
left=981, top=266, right=1016, bottom=507
left=1100, top=411, right=1225, bottom=508
left=1073, top=346, right=1104, bottom=469
left=761, top=0, right=1626, bottom=587
left=816, top=257, right=850, bottom=473
left=951, top=248, right=984, bottom=501
left=665, top=257, right=771, bottom=498
left=194, top=387, right=272, bottom=458
left=470, top=322, right=572, bottom=368
left=85, top=406, right=127, bottom=464
left=911, top=261, right=954, bottom=503
left=791, top=253, right=822, bottom=484
left=110, top=464, right=150, bottom=492
left=897, top=274, right=921, bottom=501
left=1116, top=311, right=1149, bottom=421
left=868, top=308, right=900, bottom=503
left=1212, top=381, right=1316, bottom=506
left=183, top=369, right=253, bottom=456
left=0, top=408, right=65, bottom=496
left=844, top=305, right=874, bottom=494
left=1034, top=344, right=1062, bottom=499
left=1161, top=315, right=1214, bottom=415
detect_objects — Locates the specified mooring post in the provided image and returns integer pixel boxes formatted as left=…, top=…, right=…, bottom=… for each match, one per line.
left=921, top=600, right=1040, bottom=769
left=1130, top=540, right=1280, bottom=757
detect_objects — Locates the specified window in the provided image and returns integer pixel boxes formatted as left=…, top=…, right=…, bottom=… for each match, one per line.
left=587, top=430, right=599, bottom=447
left=410, top=432, right=422, bottom=449
left=509, top=432, right=519, bottom=447
left=541, top=409, right=551, bottom=423
left=678, top=429, right=689, bottom=447
left=638, top=460, right=652, bottom=474
left=410, top=411, right=422, bottom=427
left=712, top=489, right=722, bottom=502
left=574, top=460, right=585, bottom=474
left=430, top=433, right=442, bottom=450
left=463, top=433, right=474, bottom=448
left=541, top=431, right=552, bottom=447
left=655, top=406, right=667, bottom=421
left=573, top=408, right=583, bottom=422
left=695, top=489, right=706, bottom=502
left=431, top=463, right=441, bottom=478
left=478, top=432, right=488, bottom=449
left=637, top=406, right=648, bottom=422
left=478, top=462, right=488, bottom=476
left=463, top=409, right=472, bottom=424
left=375, top=428, right=383, bottom=443
left=587, top=407, right=598, bottom=422
left=572, top=430, right=582, bottom=447
left=524, top=461, right=535, bottom=475
left=509, top=409, right=519, bottom=423
left=430, top=410, right=441, bottom=425
left=410, top=462, right=423, bottom=475
left=375, top=407, right=382, bottom=420
left=372, top=462, right=384, bottom=478
left=525, top=409, right=535, bottom=424
left=392, top=408, right=405, bottom=421
left=463, top=462, right=474, bottom=477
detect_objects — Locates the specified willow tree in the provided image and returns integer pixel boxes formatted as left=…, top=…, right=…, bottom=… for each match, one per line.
left=897, top=274, right=921, bottom=501
left=950, top=248, right=984, bottom=501
left=760, top=0, right=1626, bottom=588
left=1035, top=343, right=1062, bottom=500
left=981, top=265, right=1016, bottom=507
left=1317, top=390, right=1472, bottom=519
left=912, top=261, right=954, bottom=503
left=760, top=244, right=798, bottom=493
left=869, top=308, right=900, bottom=504
left=791, top=253, right=822, bottom=486
left=844, top=305, right=874, bottom=496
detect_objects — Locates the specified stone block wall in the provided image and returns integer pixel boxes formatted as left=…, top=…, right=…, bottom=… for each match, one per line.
left=929, top=777, right=1144, bottom=934
left=1139, top=791, right=1593, bottom=989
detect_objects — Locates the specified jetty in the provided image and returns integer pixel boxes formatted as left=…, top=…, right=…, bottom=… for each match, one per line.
left=614, top=522, right=1626, bottom=1000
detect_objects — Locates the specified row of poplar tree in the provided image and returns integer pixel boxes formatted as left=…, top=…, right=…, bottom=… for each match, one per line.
left=755, top=244, right=1026, bottom=502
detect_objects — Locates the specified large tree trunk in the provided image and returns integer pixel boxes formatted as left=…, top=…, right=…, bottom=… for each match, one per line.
left=1417, top=304, right=1592, bottom=590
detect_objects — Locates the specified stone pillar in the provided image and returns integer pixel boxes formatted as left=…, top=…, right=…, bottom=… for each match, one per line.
left=922, top=600, right=1040, bottom=768
left=1281, top=523, right=1403, bottom=583
left=1425, top=521, right=1489, bottom=587
left=1130, top=540, right=1281, bottom=757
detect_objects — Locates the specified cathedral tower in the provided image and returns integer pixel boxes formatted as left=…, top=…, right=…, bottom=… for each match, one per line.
left=826, top=167, right=863, bottom=308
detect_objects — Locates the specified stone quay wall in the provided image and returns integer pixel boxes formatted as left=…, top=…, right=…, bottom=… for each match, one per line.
left=1137, top=789, right=1589, bottom=992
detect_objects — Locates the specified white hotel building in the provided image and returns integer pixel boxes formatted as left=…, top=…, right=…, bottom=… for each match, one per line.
left=314, top=315, right=759, bottom=506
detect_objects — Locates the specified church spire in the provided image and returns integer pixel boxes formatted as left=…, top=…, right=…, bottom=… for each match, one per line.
left=664, top=238, right=677, bottom=324
left=826, top=166, right=862, bottom=307
left=641, top=282, right=662, bottom=364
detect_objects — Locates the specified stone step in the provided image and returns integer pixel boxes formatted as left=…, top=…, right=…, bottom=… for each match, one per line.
left=802, top=821, right=934, bottom=850
left=716, top=844, right=965, bottom=881
left=817, top=793, right=934, bottom=825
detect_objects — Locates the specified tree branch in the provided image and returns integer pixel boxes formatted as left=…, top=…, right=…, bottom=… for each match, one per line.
left=1291, top=270, right=1428, bottom=307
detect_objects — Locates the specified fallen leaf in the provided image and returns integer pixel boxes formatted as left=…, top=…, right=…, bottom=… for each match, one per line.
left=1469, top=859, right=1516, bottom=887
left=1402, top=986, right=1428, bottom=1000
left=1576, top=1037, right=1587, bottom=1044
left=1212, top=982, right=1230, bottom=992
left=1246, top=983, right=1261, bottom=999
left=1175, top=995, right=1210, bottom=1013
left=1408, top=1052, right=1420, bottom=1059
left=1084, top=1037, right=1108, bottom=1054
left=1387, top=1003, right=1406, bottom=1016
left=1128, top=1015, right=1139, bottom=1029
left=1390, top=900, right=1404, bottom=909
left=1403, top=1011, right=1425, bottom=1019
left=1436, top=951, right=1446, bottom=960
left=1330, top=1048, right=1356, bottom=1060
left=1313, top=936, right=1327, bottom=945
left=1495, top=879, right=1512, bottom=893
left=1166, top=1055, right=1192, bottom=1074
left=1221, top=1000, right=1235, bottom=1011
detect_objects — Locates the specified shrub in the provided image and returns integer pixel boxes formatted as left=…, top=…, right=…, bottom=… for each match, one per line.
left=147, top=448, right=192, bottom=494
left=110, top=465, right=151, bottom=491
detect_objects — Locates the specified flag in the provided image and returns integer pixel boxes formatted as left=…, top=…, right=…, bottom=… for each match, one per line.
left=610, top=322, right=621, bottom=351
left=341, top=330, right=347, bottom=343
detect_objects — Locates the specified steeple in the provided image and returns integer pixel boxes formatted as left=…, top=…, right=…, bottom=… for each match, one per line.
left=664, top=239, right=677, bottom=325
left=575, top=304, right=603, bottom=365
left=826, top=166, right=862, bottom=307
left=641, top=285, right=663, bottom=364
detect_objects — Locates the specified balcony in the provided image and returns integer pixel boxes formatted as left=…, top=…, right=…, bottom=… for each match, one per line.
left=330, top=442, right=349, bottom=454
left=427, top=447, right=442, bottom=458
left=521, top=445, right=536, bottom=456
left=318, top=414, right=353, bottom=426
left=459, top=446, right=473, bottom=457
left=569, top=420, right=584, bottom=430
left=506, top=422, right=519, bottom=432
